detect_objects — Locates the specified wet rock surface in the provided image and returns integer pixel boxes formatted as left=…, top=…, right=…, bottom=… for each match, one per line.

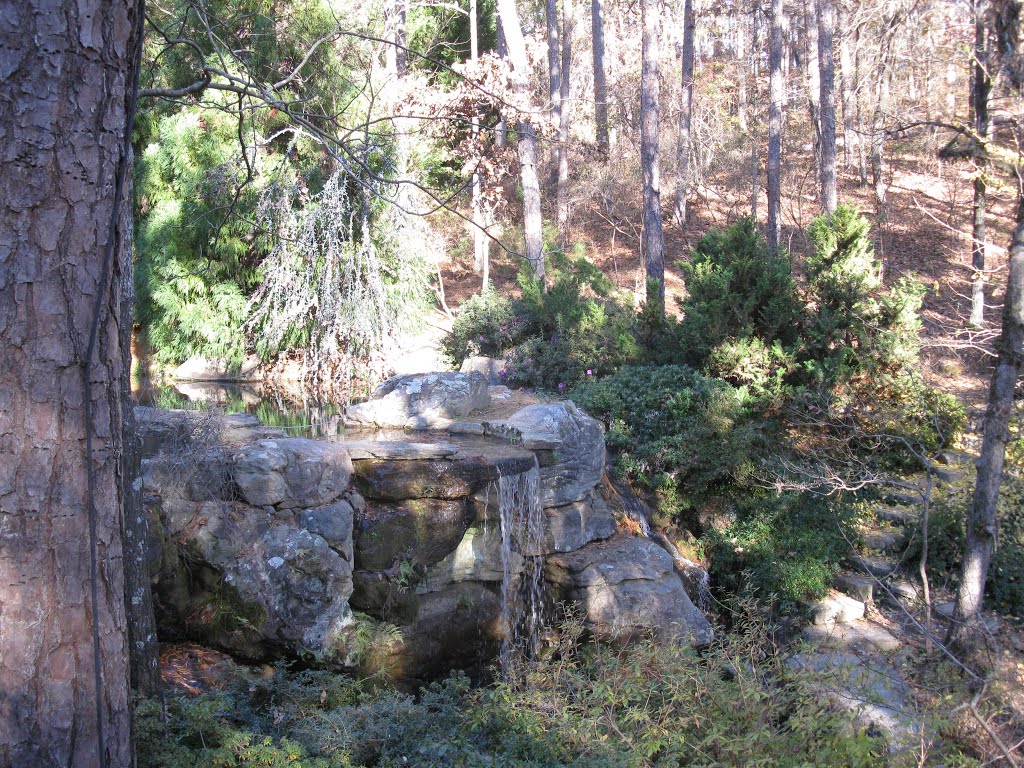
left=345, top=372, right=491, bottom=428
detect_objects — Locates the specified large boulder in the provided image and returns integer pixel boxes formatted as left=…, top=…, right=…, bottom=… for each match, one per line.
left=542, top=492, right=617, bottom=554
left=172, top=354, right=262, bottom=382
left=484, top=402, right=605, bottom=507
left=150, top=496, right=355, bottom=661
left=352, top=455, right=533, bottom=501
left=545, top=536, right=713, bottom=646
left=232, top=438, right=353, bottom=509
left=345, top=372, right=490, bottom=428
left=354, top=498, right=477, bottom=572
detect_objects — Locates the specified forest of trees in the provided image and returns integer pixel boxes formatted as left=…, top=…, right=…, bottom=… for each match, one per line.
left=2, top=0, right=1024, bottom=764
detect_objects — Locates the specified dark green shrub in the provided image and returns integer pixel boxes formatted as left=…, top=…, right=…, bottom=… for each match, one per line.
left=705, top=492, right=861, bottom=611
left=802, top=205, right=924, bottom=385
left=678, top=216, right=802, bottom=369
left=573, top=365, right=774, bottom=520
left=442, top=253, right=642, bottom=389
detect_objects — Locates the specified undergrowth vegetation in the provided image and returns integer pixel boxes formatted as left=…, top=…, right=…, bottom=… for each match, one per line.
left=137, top=608, right=916, bottom=768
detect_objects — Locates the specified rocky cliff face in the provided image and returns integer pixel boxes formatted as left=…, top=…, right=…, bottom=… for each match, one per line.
left=139, top=373, right=712, bottom=681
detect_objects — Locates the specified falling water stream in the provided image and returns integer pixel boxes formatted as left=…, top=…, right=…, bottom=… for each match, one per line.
left=496, top=459, right=547, bottom=677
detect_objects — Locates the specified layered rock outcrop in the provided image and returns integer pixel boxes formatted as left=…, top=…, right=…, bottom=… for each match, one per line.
left=139, top=373, right=712, bottom=680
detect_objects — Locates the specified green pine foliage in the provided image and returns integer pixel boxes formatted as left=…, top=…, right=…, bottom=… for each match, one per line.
left=678, top=216, right=802, bottom=370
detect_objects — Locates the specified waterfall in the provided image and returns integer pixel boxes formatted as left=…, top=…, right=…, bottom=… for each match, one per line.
left=496, top=459, right=546, bottom=677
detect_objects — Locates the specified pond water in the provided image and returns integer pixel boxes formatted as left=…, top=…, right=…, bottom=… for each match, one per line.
left=134, top=381, right=346, bottom=438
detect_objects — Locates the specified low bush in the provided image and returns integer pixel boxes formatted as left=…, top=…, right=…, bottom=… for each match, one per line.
left=705, top=492, right=862, bottom=610
left=137, top=609, right=894, bottom=767
left=572, top=365, right=775, bottom=522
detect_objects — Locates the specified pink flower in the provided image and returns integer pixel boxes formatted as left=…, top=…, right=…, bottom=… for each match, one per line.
left=586, top=369, right=593, bottom=376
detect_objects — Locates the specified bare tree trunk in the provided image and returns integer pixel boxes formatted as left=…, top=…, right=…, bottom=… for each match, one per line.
left=592, top=0, right=610, bottom=154
left=120, top=198, right=160, bottom=699
left=497, top=0, right=546, bottom=282
left=855, top=25, right=868, bottom=186
left=751, top=3, right=761, bottom=220
left=385, top=0, right=408, bottom=78
left=737, top=2, right=748, bottom=132
left=970, top=0, right=992, bottom=328
left=641, top=0, right=665, bottom=313
left=470, top=0, right=489, bottom=291
left=495, top=15, right=508, bottom=148
left=0, top=0, right=139, bottom=764
left=557, top=0, right=574, bottom=246
left=547, top=0, right=562, bottom=124
left=802, top=0, right=822, bottom=172
left=673, top=0, right=696, bottom=226
left=949, top=190, right=1024, bottom=653
left=768, top=0, right=785, bottom=257
left=817, top=0, right=837, bottom=213
left=838, top=12, right=856, bottom=170
left=871, top=13, right=898, bottom=215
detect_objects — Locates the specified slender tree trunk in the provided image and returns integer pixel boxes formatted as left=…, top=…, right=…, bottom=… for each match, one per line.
left=557, top=0, right=574, bottom=246
left=0, top=0, right=140, bottom=764
left=385, top=0, right=408, bottom=78
left=838, top=14, right=856, bottom=170
left=802, top=0, right=822, bottom=172
left=971, top=0, right=992, bottom=328
left=767, top=0, right=785, bottom=257
left=855, top=25, right=868, bottom=186
left=817, top=0, right=837, bottom=213
left=871, top=14, right=898, bottom=214
left=673, top=0, right=696, bottom=226
left=949, top=190, right=1024, bottom=652
left=751, top=3, right=761, bottom=220
left=121, top=199, right=160, bottom=699
left=547, top=0, right=562, bottom=127
left=592, top=0, right=610, bottom=154
left=470, top=0, right=489, bottom=290
left=737, top=3, right=748, bottom=132
left=495, top=16, right=508, bottom=148
left=497, top=0, right=546, bottom=282
left=641, top=0, right=665, bottom=313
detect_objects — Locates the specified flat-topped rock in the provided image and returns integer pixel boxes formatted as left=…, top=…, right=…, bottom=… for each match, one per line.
left=459, top=356, right=507, bottom=385
left=345, top=372, right=490, bottom=428
left=834, top=572, right=874, bottom=603
left=787, top=651, right=918, bottom=751
left=339, top=440, right=461, bottom=460
left=874, top=506, right=918, bottom=525
left=850, top=554, right=900, bottom=578
left=862, top=530, right=906, bottom=553
left=802, top=621, right=901, bottom=653
left=172, top=354, right=262, bottom=382
left=353, top=455, right=535, bottom=500
left=809, top=590, right=865, bottom=627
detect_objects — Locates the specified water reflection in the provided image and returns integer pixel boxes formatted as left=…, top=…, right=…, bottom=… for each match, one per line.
left=134, top=382, right=345, bottom=438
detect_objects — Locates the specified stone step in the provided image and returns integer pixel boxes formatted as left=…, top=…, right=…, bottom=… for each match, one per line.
left=933, top=467, right=967, bottom=485
left=810, top=590, right=866, bottom=627
left=850, top=554, right=900, bottom=578
left=937, top=450, right=977, bottom=467
left=834, top=572, right=874, bottom=603
left=802, top=620, right=901, bottom=653
left=874, top=506, right=918, bottom=526
left=862, top=529, right=907, bottom=553
left=878, top=579, right=920, bottom=609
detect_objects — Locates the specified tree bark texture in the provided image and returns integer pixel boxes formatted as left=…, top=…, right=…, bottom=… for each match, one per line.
left=751, top=4, right=761, bottom=220
left=0, top=0, right=139, bottom=764
left=673, top=0, right=696, bottom=226
left=592, top=0, right=610, bottom=153
left=556, top=0, right=574, bottom=246
left=950, top=192, right=1024, bottom=651
left=385, top=0, right=408, bottom=78
left=767, top=0, right=784, bottom=257
left=496, top=0, right=546, bottom=282
left=816, top=0, right=837, bottom=213
left=641, top=0, right=665, bottom=314
left=970, top=0, right=992, bottom=328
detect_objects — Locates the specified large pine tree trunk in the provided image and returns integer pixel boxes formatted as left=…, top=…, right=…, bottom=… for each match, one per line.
left=673, top=0, right=696, bottom=226
left=816, top=0, right=837, bottom=213
left=592, top=0, right=610, bottom=154
left=949, top=191, right=1024, bottom=652
left=641, top=0, right=665, bottom=314
left=970, top=0, right=992, bottom=328
left=767, top=0, right=784, bottom=257
left=497, top=0, right=546, bottom=282
left=0, top=0, right=139, bottom=764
